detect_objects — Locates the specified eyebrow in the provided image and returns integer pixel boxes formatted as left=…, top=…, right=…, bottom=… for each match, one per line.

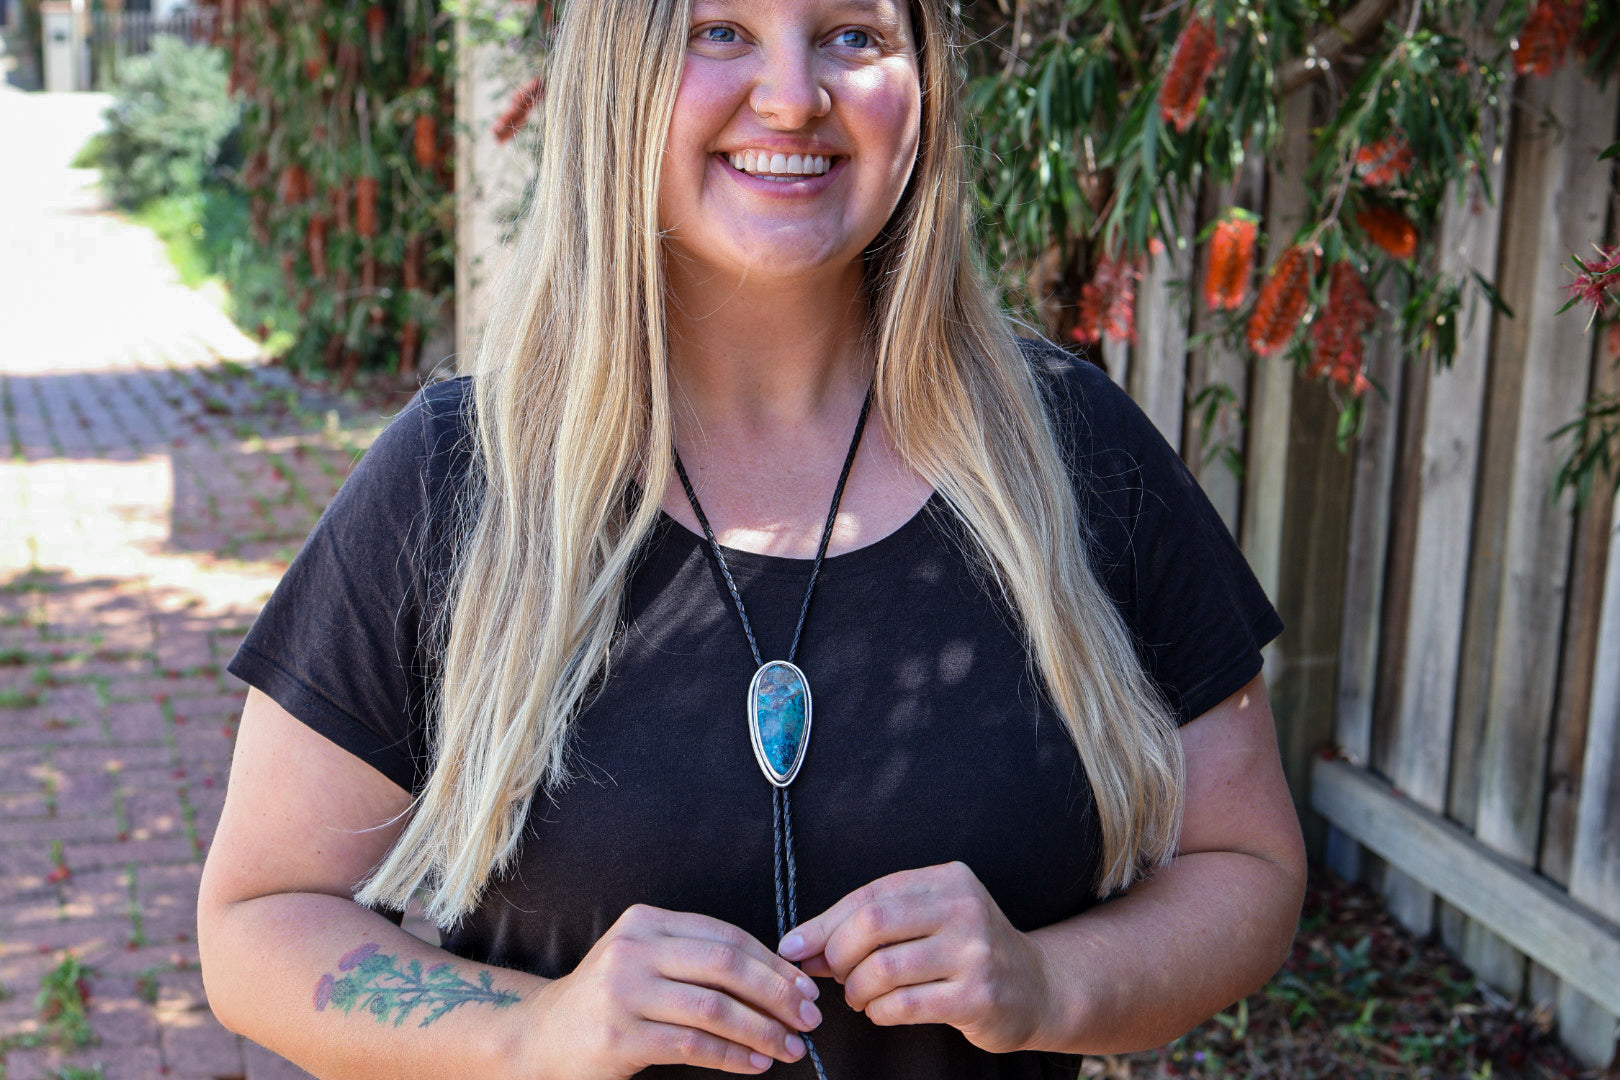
left=694, top=0, right=906, bottom=23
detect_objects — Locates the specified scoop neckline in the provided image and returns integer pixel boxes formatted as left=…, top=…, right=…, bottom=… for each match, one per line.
left=653, top=489, right=944, bottom=578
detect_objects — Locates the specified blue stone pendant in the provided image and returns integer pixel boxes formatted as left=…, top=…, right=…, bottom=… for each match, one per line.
left=748, top=660, right=812, bottom=788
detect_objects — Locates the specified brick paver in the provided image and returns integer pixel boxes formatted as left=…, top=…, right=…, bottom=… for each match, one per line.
left=1, top=86, right=398, bottom=1078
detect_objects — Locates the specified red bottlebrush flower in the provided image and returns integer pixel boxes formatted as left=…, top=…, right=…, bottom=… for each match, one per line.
left=306, top=214, right=330, bottom=281
left=243, top=153, right=268, bottom=190
left=278, top=164, right=310, bottom=204
left=1247, top=244, right=1315, bottom=357
left=399, top=319, right=422, bottom=376
left=1074, top=255, right=1141, bottom=344
left=1514, top=0, right=1583, bottom=76
left=1159, top=16, right=1221, bottom=134
left=365, top=4, right=387, bottom=53
left=1355, top=133, right=1415, bottom=187
left=1356, top=204, right=1419, bottom=260
left=356, top=175, right=380, bottom=239
left=413, top=114, right=439, bottom=170
left=303, top=57, right=324, bottom=82
left=1308, top=261, right=1377, bottom=395
left=1203, top=214, right=1258, bottom=311
left=1566, top=246, right=1620, bottom=320
left=495, top=77, right=545, bottom=143
left=403, top=235, right=424, bottom=291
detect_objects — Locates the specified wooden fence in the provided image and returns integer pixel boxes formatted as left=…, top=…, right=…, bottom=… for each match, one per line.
left=1112, top=60, right=1620, bottom=1066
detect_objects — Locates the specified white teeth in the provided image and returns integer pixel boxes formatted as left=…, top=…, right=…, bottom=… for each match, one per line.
left=725, top=152, right=833, bottom=177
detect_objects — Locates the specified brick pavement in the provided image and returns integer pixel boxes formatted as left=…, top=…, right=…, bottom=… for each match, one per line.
left=1, top=87, right=397, bottom=1080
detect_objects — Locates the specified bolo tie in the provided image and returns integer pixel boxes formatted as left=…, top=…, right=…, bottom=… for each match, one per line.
left=672, top=386, right=873, bottom=1080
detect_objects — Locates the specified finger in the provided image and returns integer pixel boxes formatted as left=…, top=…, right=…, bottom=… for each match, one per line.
left=657, top=936, right=823, bottom=1035
left=635, top=1019, right=780, bottom=1074
left=840, top=937, right=952, bottom=1012
left=642, top=985, right=809, bottom=1065
left=653, top=909, right=818, bottom=996
left=819, top=893, right=942, bottom=983
left=795, top=952, right=834, bottom=979
left=781, top=866, right=935, bottom=962
left=859, top=979, right=960, bottom=1029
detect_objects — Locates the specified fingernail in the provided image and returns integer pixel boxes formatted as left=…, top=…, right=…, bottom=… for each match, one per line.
left=800, top=998, right=822, bottom=1029
left=779, top=933, right=805, bottom=958
left=795, top=974, right=819, bottom=1001
left=750, top=1051, right=772, bottom=1070
left=785, top=1033, right=806, bottom=1060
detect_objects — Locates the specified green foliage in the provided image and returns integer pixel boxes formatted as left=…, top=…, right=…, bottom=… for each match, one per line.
left=132, top=186, right=252, bottom=291
left=48, top=1067, right=106, bottom=1080
left=225, top=2, right=457, bottom=376
left=35, top=953, right=94, bottom=1051
left=97, top=37, right=240, bottom=210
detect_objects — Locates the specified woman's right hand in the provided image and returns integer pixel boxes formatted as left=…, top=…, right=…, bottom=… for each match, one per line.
left=520, top=904, right=823, bottom=1078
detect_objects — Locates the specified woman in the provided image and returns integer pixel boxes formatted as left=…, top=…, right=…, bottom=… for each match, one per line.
left=197, top=0, right=1306, bottom=1076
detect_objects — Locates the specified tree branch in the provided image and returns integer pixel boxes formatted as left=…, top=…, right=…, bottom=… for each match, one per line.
left=1279, top=0, right=1403, bottom=94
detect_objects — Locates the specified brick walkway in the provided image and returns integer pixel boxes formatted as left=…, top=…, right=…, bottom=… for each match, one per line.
left=0, top=88, right=391, bottom=1080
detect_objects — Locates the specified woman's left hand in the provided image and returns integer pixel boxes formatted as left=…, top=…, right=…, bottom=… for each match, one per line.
left=777, top=862, right=1054, bottom=1054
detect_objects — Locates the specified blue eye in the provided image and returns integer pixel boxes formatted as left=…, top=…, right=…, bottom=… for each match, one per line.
left=838, top=28, right=872, bottom=48
left=702, top=25, right=737, bottom=43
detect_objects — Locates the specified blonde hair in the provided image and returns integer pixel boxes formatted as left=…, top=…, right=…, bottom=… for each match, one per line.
left=357, top=0, right=1184, bottom=925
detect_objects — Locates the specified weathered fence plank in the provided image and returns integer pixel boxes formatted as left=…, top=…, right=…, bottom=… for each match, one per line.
left=1557, top=495, right=1620, bottom=1065
left=1468, top=66, right=1620, bottom=996
left=1241, top=90, right=1312, bottom=606
left=1132, top=194, right=1194, bottom=453
left=1379, top=155, right=1506, bottom=935
left=1333, top=279, right=1405, bottom=770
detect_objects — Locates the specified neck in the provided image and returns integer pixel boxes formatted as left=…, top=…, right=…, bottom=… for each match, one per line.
left=665, top=259, right=873, bottom=435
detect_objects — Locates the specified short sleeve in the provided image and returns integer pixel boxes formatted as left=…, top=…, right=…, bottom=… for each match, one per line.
left=1027, top=341, right=1284, bottom=724
left=226, top=378, right=473, bottom=792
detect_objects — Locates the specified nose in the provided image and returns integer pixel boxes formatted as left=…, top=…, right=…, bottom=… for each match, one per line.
left=748, top=45, right=831, bottom=128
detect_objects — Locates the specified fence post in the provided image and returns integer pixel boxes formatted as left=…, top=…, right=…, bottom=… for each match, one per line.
left=39, top=0, right=80, bottom=92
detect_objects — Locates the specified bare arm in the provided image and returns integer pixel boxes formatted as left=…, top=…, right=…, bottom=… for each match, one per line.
left=198, top=690, right=820, bottom=1080
left=1024, top=673, right=1307, bottom=1053
left=780, top=673, right=1307, bottom=1056
left=196, top=690, right=540, bottom=1079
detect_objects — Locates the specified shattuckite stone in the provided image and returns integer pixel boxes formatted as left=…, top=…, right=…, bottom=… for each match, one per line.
left=750, top=661, right=809, bottom=784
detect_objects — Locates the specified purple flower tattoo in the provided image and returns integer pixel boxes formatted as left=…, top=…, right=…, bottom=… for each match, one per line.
left=313, top=973, right=335, bottom=1011
left=312, top=944, right=520, bottom=1027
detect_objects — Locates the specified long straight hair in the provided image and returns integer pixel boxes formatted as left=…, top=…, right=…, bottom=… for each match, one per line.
left=357, top=0, right=1184, bottom=926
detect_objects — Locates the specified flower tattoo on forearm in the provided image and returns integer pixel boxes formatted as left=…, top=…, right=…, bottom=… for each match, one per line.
left=312, top=943, right=522, bottom=1027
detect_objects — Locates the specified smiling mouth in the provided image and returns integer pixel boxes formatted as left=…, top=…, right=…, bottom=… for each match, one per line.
left=723, top=151, right=837, bottom=180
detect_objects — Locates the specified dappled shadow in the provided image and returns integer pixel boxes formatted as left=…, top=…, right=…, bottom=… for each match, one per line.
left=1, top=360, right=393, bottom=570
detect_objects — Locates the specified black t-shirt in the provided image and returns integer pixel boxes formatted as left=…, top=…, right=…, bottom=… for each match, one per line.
left=228, top=341, right=1282, bottom=1079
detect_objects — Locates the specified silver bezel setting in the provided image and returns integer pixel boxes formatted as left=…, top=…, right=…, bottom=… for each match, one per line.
left=747, top=660, right=812, bottom=788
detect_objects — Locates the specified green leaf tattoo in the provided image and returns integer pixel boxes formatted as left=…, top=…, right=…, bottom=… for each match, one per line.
left=312, top=944, right=521, bottom=1028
